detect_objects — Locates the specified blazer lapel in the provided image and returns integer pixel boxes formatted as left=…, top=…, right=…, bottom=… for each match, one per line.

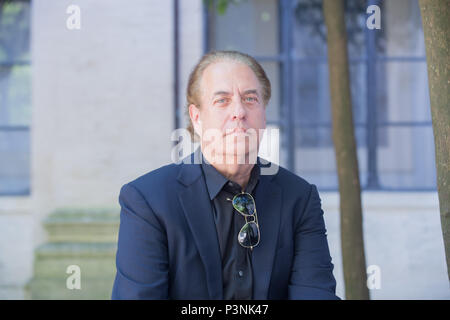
left=251, top=173, right=282, bottom=299
left=177, top=150, right=223, bottom=299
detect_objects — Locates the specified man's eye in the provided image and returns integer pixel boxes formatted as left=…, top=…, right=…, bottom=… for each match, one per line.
left=216, top=98, right=227, bottom=104
left=245, top=97, right=257, bottom=102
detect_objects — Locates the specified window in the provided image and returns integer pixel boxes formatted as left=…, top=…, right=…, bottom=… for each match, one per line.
left=0, top=0, right=31, bottom=195
left=204, top=0, right=435, bottom=191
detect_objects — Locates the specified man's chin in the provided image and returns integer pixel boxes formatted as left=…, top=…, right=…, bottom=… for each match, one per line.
left=202, top=139, right=259, bottom=164
left=223, top=147, right=259, bottom=164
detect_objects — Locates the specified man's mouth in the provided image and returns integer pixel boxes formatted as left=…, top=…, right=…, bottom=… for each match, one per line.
left=225, top=127, right=247, bottom=135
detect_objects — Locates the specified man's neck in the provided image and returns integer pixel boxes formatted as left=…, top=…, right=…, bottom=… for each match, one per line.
left=202, top=151, right=255, bottom=191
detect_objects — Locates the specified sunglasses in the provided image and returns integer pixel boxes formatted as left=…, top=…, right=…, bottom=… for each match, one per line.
left=227, top=192, right=260, bottom=250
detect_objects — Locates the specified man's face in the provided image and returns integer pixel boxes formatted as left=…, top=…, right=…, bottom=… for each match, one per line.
left=189, top=60, right=267, bottom=164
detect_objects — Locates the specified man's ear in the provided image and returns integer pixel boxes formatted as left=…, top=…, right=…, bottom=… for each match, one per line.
left=189, top=104, right=202, bottom=135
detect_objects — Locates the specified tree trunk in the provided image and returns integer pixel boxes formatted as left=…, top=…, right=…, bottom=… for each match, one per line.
left=323, top=0, right=369, bottom=299
left=419, top=0, right=450, bottom=281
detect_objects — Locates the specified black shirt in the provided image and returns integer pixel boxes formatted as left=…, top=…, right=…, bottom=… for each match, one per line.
left=200, top=154, right=261, bottom=300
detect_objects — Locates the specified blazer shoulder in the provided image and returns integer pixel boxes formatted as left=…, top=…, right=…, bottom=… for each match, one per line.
left=273, top=165, right=313, bottom=193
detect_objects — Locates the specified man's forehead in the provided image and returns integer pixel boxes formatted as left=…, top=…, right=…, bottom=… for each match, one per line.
left=200, top=61, right=262, bottom=96
left=199, top=84, right=262, bottom=100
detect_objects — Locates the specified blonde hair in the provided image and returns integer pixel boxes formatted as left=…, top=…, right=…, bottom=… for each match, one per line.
left=185, top=50, right=271, bottom=141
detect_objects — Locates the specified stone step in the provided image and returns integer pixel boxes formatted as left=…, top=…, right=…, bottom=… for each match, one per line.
left=43, top=208, right=119, bottom=243
left=28, top=208, right=120, bottom=299
left=33, top=242, right=117, bottom=278
left=26, top=277, right=115, bottom=300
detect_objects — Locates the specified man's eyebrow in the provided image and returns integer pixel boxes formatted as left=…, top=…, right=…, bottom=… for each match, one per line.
left=212, top=89, right=259, bottom=97
left=212, top=91, right=231, bottom=97
left=242, top=89, right=259, bottom=95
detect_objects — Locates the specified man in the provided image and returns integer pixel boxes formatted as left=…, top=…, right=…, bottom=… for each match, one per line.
left=111, top=50, right=339, bottom=300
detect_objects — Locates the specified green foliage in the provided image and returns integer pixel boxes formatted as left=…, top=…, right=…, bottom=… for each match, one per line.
left=0, top=0, right=31, bottom=61
left=203, top=0, right=248, bottom=16
left=0, top=0, right=31, bottom=125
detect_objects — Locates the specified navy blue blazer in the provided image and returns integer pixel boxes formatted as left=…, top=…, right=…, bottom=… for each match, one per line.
left=111, top=148, right=339, bottom=300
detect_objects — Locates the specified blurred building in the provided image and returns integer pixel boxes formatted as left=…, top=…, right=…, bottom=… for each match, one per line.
left=0, top=0, right=448, bottom=299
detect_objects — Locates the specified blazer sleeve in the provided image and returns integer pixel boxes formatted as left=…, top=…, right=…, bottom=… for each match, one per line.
left=111, top=183, right=169, bottom=299
left=288, top=184, right=340, bottom=300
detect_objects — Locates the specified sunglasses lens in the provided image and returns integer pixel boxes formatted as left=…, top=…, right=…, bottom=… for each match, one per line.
left=232, top=193, right=255, bottom=216
left=238, top=221, right=260, bottom=247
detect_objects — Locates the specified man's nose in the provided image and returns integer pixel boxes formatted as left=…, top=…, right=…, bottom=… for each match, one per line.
left=231, top=98, right=246, bottom=120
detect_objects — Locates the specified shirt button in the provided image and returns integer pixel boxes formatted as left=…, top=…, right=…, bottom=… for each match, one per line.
left=238, top=270, right=244, bottom=277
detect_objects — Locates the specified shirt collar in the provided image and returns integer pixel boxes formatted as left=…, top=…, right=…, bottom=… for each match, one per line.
left=200, top=151, right=261, bottom=200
